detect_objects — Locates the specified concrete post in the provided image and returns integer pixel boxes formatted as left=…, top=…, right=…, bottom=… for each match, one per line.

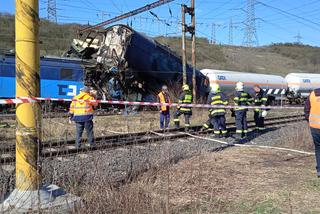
left=15, top=0, right=41, bottom=192
left=1, top=1, right=81, bottom=211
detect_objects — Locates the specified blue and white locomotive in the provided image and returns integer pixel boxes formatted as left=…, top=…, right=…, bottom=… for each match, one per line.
left=0, top=53, right=84, bottom=99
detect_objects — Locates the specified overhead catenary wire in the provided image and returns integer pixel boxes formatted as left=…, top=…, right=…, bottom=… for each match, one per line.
left=79, top=0, right=174, bottom=33
left=256, top=1, right=320, bottom=31
left=258, top=0, right=320, bottom=22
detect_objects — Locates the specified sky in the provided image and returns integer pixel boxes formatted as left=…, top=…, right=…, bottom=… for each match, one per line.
left=1, top=0, right=320, bottom=47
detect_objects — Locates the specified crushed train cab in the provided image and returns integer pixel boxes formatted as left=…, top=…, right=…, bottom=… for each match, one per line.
left=67, top=24, right=210, bottom=101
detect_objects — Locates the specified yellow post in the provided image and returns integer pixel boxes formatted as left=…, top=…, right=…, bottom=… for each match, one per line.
left=15, top=0, right=41, bottom=191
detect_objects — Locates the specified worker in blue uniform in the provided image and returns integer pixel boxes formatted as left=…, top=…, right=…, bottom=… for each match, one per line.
left=233, top=82, right=253, bottom=138
left=253, top=85, right=268, bottom=132
left=174, top=84, right=193, bottom=131
left=202, top=84, right=228, bottom=138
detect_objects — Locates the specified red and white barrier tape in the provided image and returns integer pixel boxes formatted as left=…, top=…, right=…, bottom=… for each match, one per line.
left=0, top=97, right=304, bottom=109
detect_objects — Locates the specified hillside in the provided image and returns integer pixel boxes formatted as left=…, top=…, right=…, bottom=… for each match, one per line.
left=1, top=13, right=320, bottom=75
left=156, top=37, right=320, bottom=75
left=0, top=13, right=80, bottom=56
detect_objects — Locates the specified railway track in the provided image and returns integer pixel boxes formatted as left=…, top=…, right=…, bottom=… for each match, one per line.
left=0, top=110, right=124, bottom=120
left=0, top=106, right=303, bottom=120
left=0, top=114, right=305, bottom=164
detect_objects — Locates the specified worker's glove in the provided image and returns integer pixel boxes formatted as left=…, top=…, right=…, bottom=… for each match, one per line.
left=68, top=118, right=72, bottom=124
left=261, top=110, right=268, bottom=118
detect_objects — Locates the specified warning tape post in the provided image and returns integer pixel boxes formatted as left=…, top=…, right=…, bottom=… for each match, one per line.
left=0, top=97, right=304, bottom=110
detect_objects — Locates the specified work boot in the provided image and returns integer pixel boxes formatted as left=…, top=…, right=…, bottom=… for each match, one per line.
left=317, top=171, right=320, bottom=178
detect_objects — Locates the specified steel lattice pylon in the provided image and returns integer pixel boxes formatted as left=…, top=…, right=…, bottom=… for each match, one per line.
left=243, top=0, right=258, bottom=47
left=47, top=0, right=57, bottom=23
left=229, top=17, right=233, bottom=45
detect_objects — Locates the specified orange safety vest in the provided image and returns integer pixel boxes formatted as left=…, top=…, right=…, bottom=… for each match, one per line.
left=69, top=92, right=96, bottom=121
left=158, top=91, right=171, bottom=111
left=309, top=91, right=320, bottom=129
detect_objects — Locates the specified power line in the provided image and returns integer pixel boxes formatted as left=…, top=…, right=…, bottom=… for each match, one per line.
left=257, top=1, right=320, bottom=28
left=79, top=0, right=174, bottom=33
left=258, top=0, right=320, bottom=21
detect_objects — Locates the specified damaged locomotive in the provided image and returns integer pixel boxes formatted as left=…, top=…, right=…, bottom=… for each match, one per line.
left=66, top=24, right=210, bottom=102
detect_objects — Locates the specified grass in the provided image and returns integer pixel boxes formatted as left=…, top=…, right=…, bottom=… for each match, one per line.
left=128, top=146, right=319, bottom=213
left=0, top=112, right=317, bottom=213
left=231, top=200, right=282, bottom=214
left=0, top=108, right=302, bottom=146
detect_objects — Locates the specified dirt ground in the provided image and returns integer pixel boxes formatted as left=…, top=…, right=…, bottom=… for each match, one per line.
left=130, top=147, right=319, bottom=213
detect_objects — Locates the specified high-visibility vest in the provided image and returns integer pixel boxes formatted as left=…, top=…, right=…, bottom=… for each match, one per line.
left=179, top=91, right=193, bottom=112
left=69, top=92, right=95, bottom=122
left=309, top=91, right=320, bottom=129
left=234, top=91, right=252, bottom=111
left=253, top=90, right=268, bottom=112
left=209, top=92, right=228, bottom=115
left=158, top=92, right=171, bottom=111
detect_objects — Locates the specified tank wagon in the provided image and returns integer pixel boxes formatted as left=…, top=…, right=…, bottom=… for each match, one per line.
left=201, top=69, right=320, bottom=104
left=201, top=69, right=287, bottom=97
left=285, top=73, right=320, bottom=96
left=67, top=24, right=210, bottom=101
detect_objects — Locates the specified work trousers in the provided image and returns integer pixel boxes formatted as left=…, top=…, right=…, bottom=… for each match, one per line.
left=205, top=114, right=227, bottom=135
left=235, top=110, right=248, bottom=135
left=75, top=120, right=94, bottom=148
left=160, top=111, right=170, bottom=129
left=174, top=110, right=191, bottom=129
left=254, top=111, right=265, bottom=130
left=311, top=128, right=320, bottom=173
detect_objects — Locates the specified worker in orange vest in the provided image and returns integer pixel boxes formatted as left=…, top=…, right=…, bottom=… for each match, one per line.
left=158, top=85, right=171, bottom=129
left=69, top=86, right=98, bottom=148
left=305, top=88, right=320, bottom=177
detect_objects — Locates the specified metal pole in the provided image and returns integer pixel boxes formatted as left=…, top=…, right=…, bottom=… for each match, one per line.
left=191, top=0, right=196, bottom=102
left=15, top=0, right=41, bottom=191
left=181, top=4, right=187, bottom=85
left=211, top=23, right=215, bottom=44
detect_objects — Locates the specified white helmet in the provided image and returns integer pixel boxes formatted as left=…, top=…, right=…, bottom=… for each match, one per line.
left=235, top=82, right=244, bottom=91
left=211, top=84, right=220, bottom=93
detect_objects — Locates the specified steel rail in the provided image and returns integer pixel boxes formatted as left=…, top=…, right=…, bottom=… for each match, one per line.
left=0, top=114, right=305, bottom=164
left=0, top=114, right=304, bottom=153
